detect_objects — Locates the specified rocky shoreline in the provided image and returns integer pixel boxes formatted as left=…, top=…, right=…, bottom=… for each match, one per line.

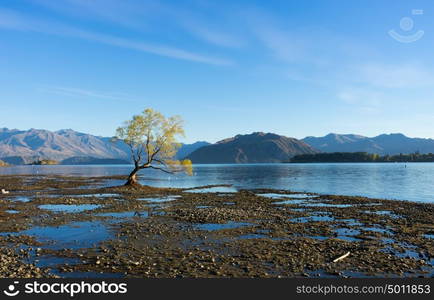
left=0, top=174, right=433, bottom=278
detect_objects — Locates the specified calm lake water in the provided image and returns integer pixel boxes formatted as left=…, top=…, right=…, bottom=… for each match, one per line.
left=1, top=163, right=433, bottom=203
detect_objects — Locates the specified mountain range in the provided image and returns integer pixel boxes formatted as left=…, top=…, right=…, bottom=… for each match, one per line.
left=1, top=128, right=434, bottom=164
left=302, top=133, right=434, bottom=155
left=0, top=128, right=208, bottom=165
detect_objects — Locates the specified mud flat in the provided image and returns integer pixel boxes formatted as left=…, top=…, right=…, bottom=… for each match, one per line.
left=0, top=174, right=433, bottom=278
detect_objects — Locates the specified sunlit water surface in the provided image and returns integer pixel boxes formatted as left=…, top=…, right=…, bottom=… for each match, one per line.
left=1, top=163, right=433, bottom=203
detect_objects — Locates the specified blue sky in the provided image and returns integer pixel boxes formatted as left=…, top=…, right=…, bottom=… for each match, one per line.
left=1, top=0, right=434, bottom=143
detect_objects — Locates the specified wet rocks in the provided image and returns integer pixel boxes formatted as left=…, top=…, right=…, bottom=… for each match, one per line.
left=0, top=248, right=56, bottom=278
left=0, top=174, right=433, bottom=278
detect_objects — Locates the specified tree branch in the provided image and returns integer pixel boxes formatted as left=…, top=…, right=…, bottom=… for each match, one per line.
left=136, top=143, right=144, bottom=165
left=153, top=158, right=167, bottom=166
left=148, top=165, right=175, bottom=174
left=149, top=147, right=161, bottom=163
left=145, top=129, right=151, bottom=163
left=127, top=141, right=139, bottom=166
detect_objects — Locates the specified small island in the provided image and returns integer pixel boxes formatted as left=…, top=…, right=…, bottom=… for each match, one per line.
left=28, top=159, right=59, bottom=165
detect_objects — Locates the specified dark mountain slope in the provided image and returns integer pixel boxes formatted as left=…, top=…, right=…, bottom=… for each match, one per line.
left=186, top=132, right=318, bottom=163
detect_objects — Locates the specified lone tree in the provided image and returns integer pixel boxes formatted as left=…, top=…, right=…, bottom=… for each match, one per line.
left=115, top=108, right=193, bottom=186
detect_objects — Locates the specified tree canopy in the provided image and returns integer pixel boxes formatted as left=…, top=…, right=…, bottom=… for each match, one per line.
left=115, top=108, right=193, bottom=185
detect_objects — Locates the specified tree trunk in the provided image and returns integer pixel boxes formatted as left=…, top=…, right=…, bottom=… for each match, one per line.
left=125, top=167, right=140, bottom=186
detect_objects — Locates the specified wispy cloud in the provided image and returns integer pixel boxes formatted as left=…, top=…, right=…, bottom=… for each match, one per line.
left=338, top=87, right=383, bottom=105
left=244, top=8, right=334, bottom=66
left=0, top=8, right=232, bottom=65
left=38, top=86, right=135, bottom=102
left=162, top=3, right=245, bottom=49
left=354, top=63, right=434, bottom=89
left=252, top=23, right=306, bottom=64
left=179, top=21, right=244, bottom=48
left=335, top=62, right=434, bottom=112
left=337, top=87, right=384, bottom=114
left=31, top=0, right=157, bottom=30
left=33, top=0, right=244, bottom=49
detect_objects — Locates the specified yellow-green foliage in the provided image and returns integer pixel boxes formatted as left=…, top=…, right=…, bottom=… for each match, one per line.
left=0, top=160, right=9, bottom=167
left=39, top=160, right=58, bottom=165
left=115, top=108, right=193, bottom=175
left=31, top=159, right=59, bottom=165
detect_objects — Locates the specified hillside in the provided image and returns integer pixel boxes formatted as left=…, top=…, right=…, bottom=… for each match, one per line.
left=302, top=133, right=434, bottom=155
left=186, top=132, right=318, bottom=163
left=0, top=128, right=130, bottom=161
left=0, top=128, right=209, bottom=164
left=176, top=141, right=210, bottom=159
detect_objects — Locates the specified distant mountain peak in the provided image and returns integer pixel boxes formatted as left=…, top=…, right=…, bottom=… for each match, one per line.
left=303, top=133, right=434, bottom=155
left=376, top=133, right=407, bottom=138
left=217, top=132, right=282, bottom=144
left=250, top=132, right=268, bottom=136
left=187, top=132, right=317, bottom=163
left=56, top=129, right=76, bottom=134
left=325, top=133, right=339, bottom=137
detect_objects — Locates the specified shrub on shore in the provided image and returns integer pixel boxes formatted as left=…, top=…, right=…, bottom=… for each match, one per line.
left=30, top=159, right=59, bottom=165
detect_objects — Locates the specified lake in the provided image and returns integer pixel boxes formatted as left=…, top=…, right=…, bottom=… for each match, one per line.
left=1, top=163, right=433, bottom=203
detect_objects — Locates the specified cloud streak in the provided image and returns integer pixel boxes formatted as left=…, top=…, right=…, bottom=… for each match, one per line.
left=251, top=23, right=305, bottom=64
left=0, top=8, right=232, bottom=66
left=31, top=0, right=158, bottom=31
left=33, top=0, right=244, bottom=49
left=38, top=86, right=136, bottom=102
left=180, top=21, right=244, bottom=49
left=354, top=63, right=434, bottom=89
